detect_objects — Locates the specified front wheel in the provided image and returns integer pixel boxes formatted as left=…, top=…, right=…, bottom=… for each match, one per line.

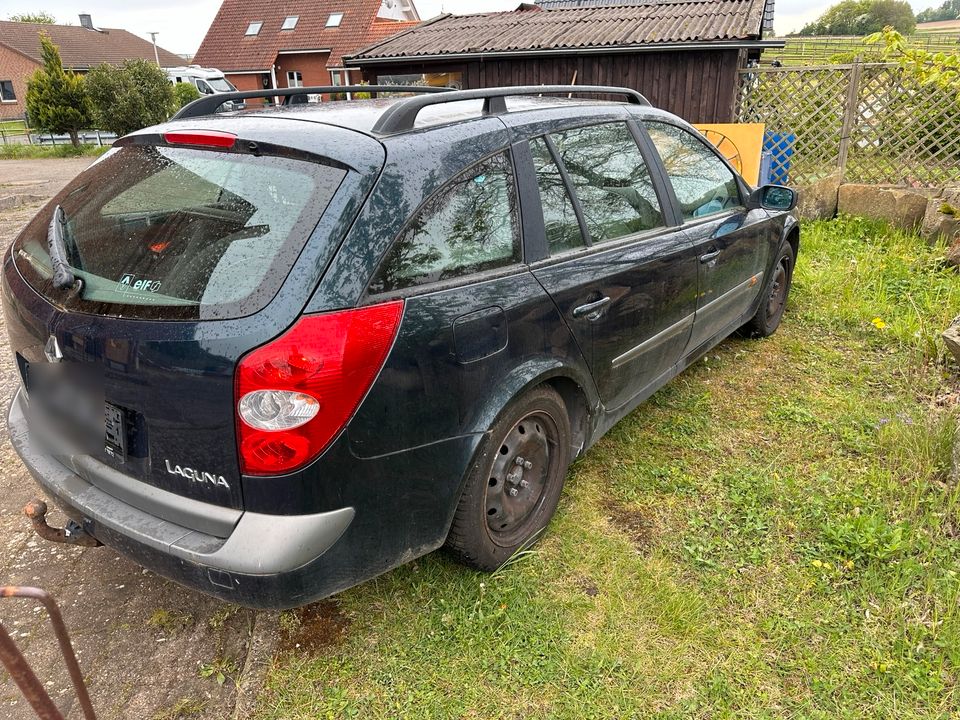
left=446, top=386, right=572, bottom=571
left=742, top=242, right=795, bottom=338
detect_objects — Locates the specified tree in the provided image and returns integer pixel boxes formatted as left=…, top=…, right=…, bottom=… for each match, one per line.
left=8, top=12, right=56, bottom=23
left=916, top=0, right=960, bottom=23
left=797, top=0, right=916, bottom=36
left=172, top=82, right=201, bottom=109
left=85, top=59, right=175, bottom=136
left=866, top=25, right=960, bottom=98
left=25, top=33, right=92, bottom=147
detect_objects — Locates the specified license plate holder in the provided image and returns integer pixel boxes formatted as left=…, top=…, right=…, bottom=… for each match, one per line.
left=104, top=402, right=126, bottom=461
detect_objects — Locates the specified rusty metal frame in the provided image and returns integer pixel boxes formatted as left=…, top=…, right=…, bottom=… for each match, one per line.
left=0, top=586, right=97, bottom=720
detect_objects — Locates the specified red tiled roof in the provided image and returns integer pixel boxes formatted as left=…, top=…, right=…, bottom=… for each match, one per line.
left=0, top=20, right=184, bottom=69
left=193, top=0, right=420, bottom=72
left=349, top=0, right=771, bottom=61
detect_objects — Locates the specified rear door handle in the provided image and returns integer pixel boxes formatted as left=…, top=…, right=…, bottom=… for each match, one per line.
left=573, top=296, right=612, bottom=321
left=699, top=249, right=721, bottom=264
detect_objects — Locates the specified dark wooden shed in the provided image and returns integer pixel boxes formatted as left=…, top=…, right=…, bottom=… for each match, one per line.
left=346, top=0, right=782, bottom=123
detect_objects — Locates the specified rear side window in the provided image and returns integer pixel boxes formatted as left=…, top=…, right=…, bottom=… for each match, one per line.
left=529, top=137, right=584, bottom=254
left=550, top=123, right=663, bottom=244
left=645, top=122, right=742, bottom=221
left=370, top=152, right=520, bottom=294
left=13, top=145, right=344, bottom=320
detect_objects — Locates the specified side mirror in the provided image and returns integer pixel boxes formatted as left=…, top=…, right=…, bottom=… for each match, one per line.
left=749, top=185, right=797, bottom=212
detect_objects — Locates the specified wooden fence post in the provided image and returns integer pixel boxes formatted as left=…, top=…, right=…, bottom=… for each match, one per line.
left=837, top=57, right=863, bottom=181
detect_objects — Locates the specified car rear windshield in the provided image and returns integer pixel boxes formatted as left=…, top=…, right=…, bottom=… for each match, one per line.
left=13, top=144, right=346, bottom=320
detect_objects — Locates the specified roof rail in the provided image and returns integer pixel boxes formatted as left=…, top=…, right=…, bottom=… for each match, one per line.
left=171, top=85, right=454, bottom=120
left=370, top=85, right=651, bottom=135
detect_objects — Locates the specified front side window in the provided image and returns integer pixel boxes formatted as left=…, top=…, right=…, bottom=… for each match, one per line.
left=645, top=122, right=742, bottom=221
left=0, top=80, right=15, bottom=102
left=195, top=79, right=213, bottom=95
left=550, top=122, right=663, bottom=244
left=370, top=153, right=520, bottom=293
left=530, top=137, right=584, bottom=254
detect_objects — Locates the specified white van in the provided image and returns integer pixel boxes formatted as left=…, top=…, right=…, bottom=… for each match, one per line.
left=166, top=66, right=244, bottom=111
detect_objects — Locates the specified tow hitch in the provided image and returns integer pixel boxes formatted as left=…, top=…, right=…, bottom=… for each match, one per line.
left=23, top=498, right=102, bottom=548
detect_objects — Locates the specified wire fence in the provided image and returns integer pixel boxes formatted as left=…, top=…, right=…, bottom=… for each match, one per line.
left=736, top=61, right=960, bottom=187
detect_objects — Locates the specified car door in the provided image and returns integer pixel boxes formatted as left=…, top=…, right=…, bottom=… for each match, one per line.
left=644, top=121, right=773, bottom=353
left=524, top=121, right=700, bottom=411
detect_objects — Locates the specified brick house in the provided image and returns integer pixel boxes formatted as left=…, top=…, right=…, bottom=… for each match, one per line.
left=192, top=0, right=420, bottom=99
left=0, top=14, right=183, bottom=120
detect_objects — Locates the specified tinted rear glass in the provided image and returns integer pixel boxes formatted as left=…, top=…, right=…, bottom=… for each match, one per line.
left=13, top=145, right=346, bottom=320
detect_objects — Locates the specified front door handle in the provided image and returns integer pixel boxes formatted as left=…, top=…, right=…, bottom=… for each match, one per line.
left=573, top=296, right=612, bottom=321
left=699, top=249, right=721, bottom=264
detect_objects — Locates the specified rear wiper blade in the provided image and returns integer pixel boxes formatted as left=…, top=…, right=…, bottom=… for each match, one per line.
left=47, top=205, right=77, bottom=290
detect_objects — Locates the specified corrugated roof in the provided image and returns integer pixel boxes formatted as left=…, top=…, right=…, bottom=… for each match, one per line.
left=0, top=20, right=184, bottom=69
left=349, top=0, right=772, bottom=62
left=192, top=0, right=419, bottom=72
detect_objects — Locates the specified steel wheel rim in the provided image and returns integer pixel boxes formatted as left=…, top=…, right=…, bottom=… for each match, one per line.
left=484, top=410, right=561, bottom=547
left=766, top=259, right=789, bottom=322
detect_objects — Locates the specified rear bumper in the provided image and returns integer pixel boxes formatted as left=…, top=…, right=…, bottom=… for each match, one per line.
left=7, top=389, right=355, bottom=609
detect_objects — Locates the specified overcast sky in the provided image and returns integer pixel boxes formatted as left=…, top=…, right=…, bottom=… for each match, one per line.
left=2, top=0, right=946, bottom=56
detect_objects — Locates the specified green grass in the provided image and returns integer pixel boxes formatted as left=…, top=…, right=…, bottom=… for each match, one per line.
left=255, top=216, right=960, bottom=719
left=0, top=143, right=110, bottom=160
left=0, top=119, right=27, bottom=134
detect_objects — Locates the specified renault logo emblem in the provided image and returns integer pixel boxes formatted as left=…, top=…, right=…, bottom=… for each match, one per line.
left=44, top=335, right=62, bottom=363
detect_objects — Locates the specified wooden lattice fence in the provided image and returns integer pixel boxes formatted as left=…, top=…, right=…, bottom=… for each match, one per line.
left=736, top=61, right=960, bottom=187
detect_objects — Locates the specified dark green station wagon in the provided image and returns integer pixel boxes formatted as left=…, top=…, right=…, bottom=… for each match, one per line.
left=4, top=85, right=798, bottom=608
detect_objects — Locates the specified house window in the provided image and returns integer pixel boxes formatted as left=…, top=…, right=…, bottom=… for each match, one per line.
left=329, top=69, right=343, bottom=86
left=0, top=81, right=15, bottom=102
left=286, top=71, right=303, bottom=88
left=326, top=13, right=344, bottom=27
left=245, top=21, right=262, bottom=36
left=281, top=16, right=298, bottom=30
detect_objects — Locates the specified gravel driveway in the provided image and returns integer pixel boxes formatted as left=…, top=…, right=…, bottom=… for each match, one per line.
left=0, top=159, right=274, bottom=720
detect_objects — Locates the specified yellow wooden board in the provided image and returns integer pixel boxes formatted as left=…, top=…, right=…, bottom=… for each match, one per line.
left=693, top=123, right=765, bottom=186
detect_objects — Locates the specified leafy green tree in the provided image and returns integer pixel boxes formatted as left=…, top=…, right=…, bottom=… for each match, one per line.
left=8, top=12, right=57, bottom=23
left=86, top=59, right=175, bottom=136
left=172, top=82, right=202, bottom=108
left=916, top=0, right=960, bottom=22
left=25, top=33, right=92, bottom=147
left=798, top=0, right=916, bottom=36
left=867, top=26, right=960, bottom=97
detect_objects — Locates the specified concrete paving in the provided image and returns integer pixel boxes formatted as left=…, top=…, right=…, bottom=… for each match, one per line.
left=0, top=159, right=274, bottom=720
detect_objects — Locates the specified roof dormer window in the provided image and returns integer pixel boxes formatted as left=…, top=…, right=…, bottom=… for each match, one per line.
left=245, top=21, right=263, bottom=36
left=326, top=13, right=344, bottom=28
left=281, top=16, right=299, bottom=30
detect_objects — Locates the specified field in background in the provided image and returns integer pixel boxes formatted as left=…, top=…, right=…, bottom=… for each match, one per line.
left=765, top=33, right=960, bottom=66
left=254, top=217, right=960, bottom=719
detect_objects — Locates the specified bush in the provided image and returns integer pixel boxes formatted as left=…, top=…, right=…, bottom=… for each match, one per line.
left=172, top=82, right=201, bottom=109
left=85, top=59, right=175, bottom=137
left=25, top=34, right=92, bottom=148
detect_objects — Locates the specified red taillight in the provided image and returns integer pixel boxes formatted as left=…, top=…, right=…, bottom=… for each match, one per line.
left=163, top=130, right=237, bottom=148
left=235, top=301, right=404, bottom=476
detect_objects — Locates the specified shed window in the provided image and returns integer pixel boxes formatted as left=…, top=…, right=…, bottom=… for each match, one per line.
left=281, top=16, right=298, bottom=30
left=0, top=80, right=15, bottom=102
left=370, top=153, right=520, bottom=293
left=245, top=21, right=262, bottom=36
left=326, top=13, right=344, bottom=27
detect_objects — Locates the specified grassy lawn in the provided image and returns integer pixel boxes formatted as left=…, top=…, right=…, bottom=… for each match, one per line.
left=0, top=143, right=110, bottom=160
left=256, top=216, right=960, bottom=719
